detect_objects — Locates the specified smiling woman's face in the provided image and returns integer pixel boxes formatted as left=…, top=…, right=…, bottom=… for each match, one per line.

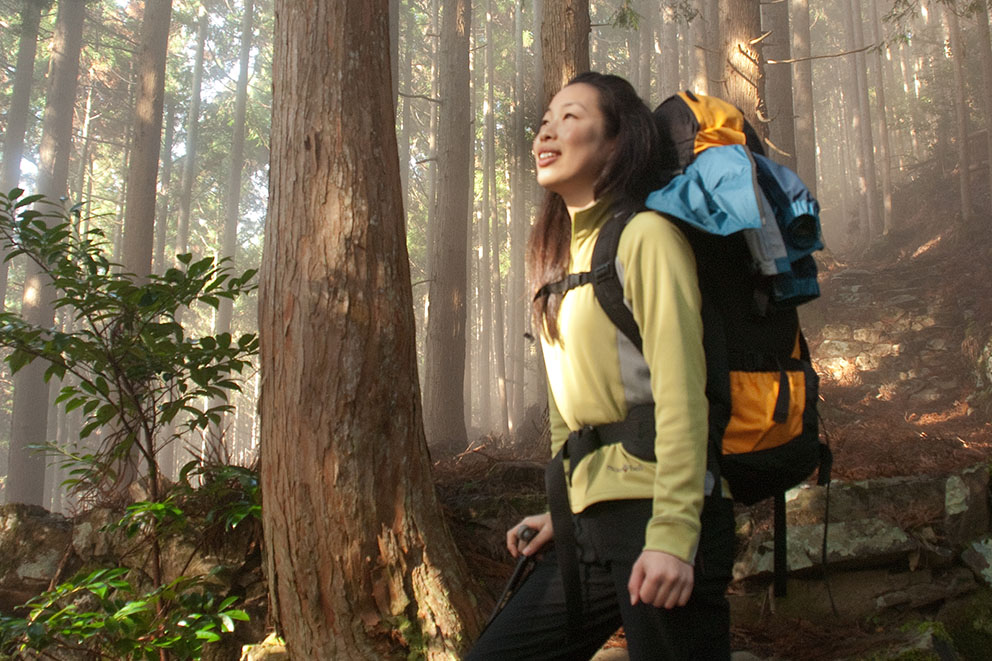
left=532, top=83, right=616, bottom=210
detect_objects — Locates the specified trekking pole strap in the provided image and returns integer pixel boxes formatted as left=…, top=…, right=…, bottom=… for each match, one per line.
left=545, top=448, right=584, bottom=635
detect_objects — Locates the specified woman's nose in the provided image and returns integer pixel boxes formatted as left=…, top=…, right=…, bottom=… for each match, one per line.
left=537, top=120, right=554, bottom=141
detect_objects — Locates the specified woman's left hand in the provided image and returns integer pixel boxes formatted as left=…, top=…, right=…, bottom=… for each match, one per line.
left=627, top=550, right=694, bottom=609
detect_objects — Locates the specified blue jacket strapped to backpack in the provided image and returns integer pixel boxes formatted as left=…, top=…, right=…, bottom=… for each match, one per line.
left=644, top=144, right=823, bottom=309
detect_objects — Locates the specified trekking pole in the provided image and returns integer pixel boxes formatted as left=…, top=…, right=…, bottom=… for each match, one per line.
left=483, top=525, right=537, bottom=631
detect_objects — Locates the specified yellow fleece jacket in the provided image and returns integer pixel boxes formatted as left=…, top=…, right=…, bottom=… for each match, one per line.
left=542, top=199, right=708, bottom=563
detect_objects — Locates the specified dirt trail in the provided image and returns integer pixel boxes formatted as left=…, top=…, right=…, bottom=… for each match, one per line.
left=806, top=221, right=992, bottom=482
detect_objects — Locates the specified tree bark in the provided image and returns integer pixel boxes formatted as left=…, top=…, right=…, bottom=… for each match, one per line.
left=761, top=0, right=796, bottom=169
left=789, top=0, right=816, bottom=195
left=541, top=0, right=589, bottom=104
left=6, top=0, right=85, bottom=507
left=638, top=0, right=653, bottom=102
left=0, top=0, right=46, bottom=312
left=659, top=4, right=679, bottom=98
left=717, top=0, right=767, bottom=139
left=423, top=0, right=472, bottom=453
left=261, top=2, right=483, bottom=657
left=123, top=0, right=173, bottom=279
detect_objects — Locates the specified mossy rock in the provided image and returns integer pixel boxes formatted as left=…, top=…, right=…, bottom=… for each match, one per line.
left=939, top=588, right=992, bottom=660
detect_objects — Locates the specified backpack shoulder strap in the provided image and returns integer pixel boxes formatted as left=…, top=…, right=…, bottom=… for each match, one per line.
left=591, top=211, right=643, bottom=354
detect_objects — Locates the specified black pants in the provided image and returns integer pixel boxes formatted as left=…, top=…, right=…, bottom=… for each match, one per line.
left=467, top=497, right=735, bottom=661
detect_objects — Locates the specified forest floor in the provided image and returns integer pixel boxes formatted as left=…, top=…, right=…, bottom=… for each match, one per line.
left=435, top=177, right=992, bottom=659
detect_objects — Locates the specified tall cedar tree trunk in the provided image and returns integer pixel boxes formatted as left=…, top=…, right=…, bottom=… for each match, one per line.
left=841, top=0, right=872, bottom=243
left=945, top=3, right=972, bottom=223
left=851, top=0, right=879, bottom=237
left=0, top=0, right=46, bottom=311
left=978, top=1, right=992, bottom=209
left=478, top=40, right=492, bottom=433
left=210, top=0, right=254, bottom=447
left=510, top=0, right=526, bottom=431
left=464, top=44, right=476, bottom=431
left=869, top=0, right=893, bottom=234
left=761, top=0, right=796, bottom=169
left=789, top=0, right=816, bottom=196
left=6, top=0, right=84, bottom=507
left=718, top=0, right=767, bottom=139
left=423, top=0, right=472, bottom=453
left=176, top=8, right=207, bottom=259
left=261, top=2, right=483, bottom=657
left=541, top=0, right=589, bottom=104
left=123, top=0, right=172, bottom=278
left=486, top=0, right=510, bottom=437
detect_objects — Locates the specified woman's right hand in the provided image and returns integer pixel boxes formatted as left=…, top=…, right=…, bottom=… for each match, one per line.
left=506, top=512, right=553, bottom=558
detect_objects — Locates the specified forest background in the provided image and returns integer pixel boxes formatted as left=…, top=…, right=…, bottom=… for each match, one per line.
left=3, top=0, right=982, bottom=506
left=0, top=0, right=990, bottom=658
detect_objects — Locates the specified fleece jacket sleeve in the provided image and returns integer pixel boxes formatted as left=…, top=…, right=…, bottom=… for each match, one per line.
left=617, top=212, right=708, bottom=563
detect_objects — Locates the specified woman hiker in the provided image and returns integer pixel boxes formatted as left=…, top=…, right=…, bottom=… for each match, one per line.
left=467, top=72, right=735, bottom=660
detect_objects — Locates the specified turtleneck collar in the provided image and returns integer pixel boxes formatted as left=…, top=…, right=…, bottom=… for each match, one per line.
left=570, top=196, right=614, bottom=245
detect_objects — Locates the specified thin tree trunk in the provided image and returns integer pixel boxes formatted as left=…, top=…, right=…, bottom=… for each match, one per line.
left=0, top=0, right=45, bottom=312
left=509, top=0, right=526, bottom=433
left=978, top=0, right=992, bottom=210
left=945, top=2, right=971, bottom=223
left=7, top=0, right=84, bottom=507
left=870, top=0, right=893, bottom=234
left=154, top=99, right=175, bottom=274
left=841, top=0, right=871, bottom=244
left=423, top=0, right=472, bottom=454
left=261, top=3, right=483, bottom=656
left=790, top=0, right=816, bottom=195
left=478, top=34, right=493, bottom=433
left=73, top=71, right=94, bottom=202
left=177, top=7, right=208, bottom=260
left=851, top=0, right=879, bottom=238
left=659, top=5, right=679, bottom=97
left=487, top=0, right=509, bottom=438
left=216, top=0, right=254, bottom=335
left=638, top=0, right=652, bottom=102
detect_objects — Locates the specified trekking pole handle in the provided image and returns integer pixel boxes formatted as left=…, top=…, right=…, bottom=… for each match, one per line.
left=516, top=525, right=537, bottom=552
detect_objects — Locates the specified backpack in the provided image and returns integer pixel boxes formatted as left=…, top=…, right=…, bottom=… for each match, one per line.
left=540, top=91, right=832, bottom=597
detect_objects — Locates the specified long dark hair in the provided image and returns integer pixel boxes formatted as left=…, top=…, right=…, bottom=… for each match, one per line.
left=527, top=72, right=661, bottom=342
